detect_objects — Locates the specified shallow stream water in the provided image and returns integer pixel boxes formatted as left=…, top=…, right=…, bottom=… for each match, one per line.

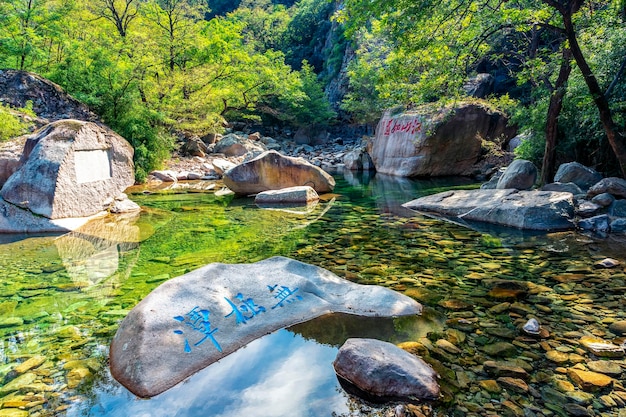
left=0, top=171, right=625, bottom=417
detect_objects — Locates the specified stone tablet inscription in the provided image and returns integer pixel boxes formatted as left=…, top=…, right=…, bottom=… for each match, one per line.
left=75, top=149, right=112, bottom=184
left=172, top=284, right=302, bottom=354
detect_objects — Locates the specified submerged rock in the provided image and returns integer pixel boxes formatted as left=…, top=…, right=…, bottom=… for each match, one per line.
left=254, top=186, right=319, bottom=205
left=110, top=256, right=421, bottom=398
left=403, top=189, right=575, bottom=231
left=333, top=338, right=440, bottom=402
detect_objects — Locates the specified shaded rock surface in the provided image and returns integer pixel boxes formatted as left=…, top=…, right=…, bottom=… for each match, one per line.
left=223, top=150, right=335, bottom=195
left=587, top=177, right=626, bottom=199
left=333, top=338, right=440, bottom=402
left=0, top=70, right=96, bottom=123
left=554, top=162, right=602, bottom=191
left=496, top=159, right=537, bottom=190
left=109, top=256, right=421, bottom=398
left=1, top=120, right=134, bottom=219
left=368, top=103, right=515, bottom=177
left=403, top=189, right=575, bottom=231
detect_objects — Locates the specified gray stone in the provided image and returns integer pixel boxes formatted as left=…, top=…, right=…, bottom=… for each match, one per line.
left=333, top=338, right=439, bottom=402
left=480, top=168, right=506, bottom=189
left=369, top=103, right=515, bottom=177
left=109, top=195, right=141, bottom=213
left=1, top=120, right=134, bottom=219
left=591, top=192, right=615, bottom=207
left=577, top=214, right=610, bottom=233
left=403, top=189, right=575, bottom=231
left=110, top=256, right=421, bottom=398
left=554, top=162, right=602, bottom=191
left=150, top=170, right=177, bottom=182
left=496, top=159, right=537, bottom=190
left=254, top=186, right=319, bottom=205
left=223, top=150, right=335, bottom=195
left=610, top=199, right=626, bottom=217
left=0, top=157, right=20, bottom=188
left=611, top=218, right=626, bottom=233
left=213, top=134, right=266, bottom=157
left=542, top=182, right=582, bottom=195
left=0, top=198, right=102, bottom=233
left=588, top=177, right=626, bottom=199
left=576, top=200, right=603, bottom=218
left=344, top=148, right=375, bottom=171
left=211, top=158, right=236, bottom=175
left=181, top=137, right=208, bottom=157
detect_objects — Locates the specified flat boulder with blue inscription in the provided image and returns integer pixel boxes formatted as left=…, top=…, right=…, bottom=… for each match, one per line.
left=109, top=256, right=422, bottom=398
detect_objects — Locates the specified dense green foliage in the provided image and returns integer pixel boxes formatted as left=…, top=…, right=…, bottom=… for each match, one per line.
left=0, top=101, right=33, bottom=141
left=338, top=0, right=626, bottom=176
left=0, top=0, right=335, bottom=180
left=2, top=0, right=624, bottom=179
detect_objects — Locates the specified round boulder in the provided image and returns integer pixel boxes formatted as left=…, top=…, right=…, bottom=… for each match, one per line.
left=223, top=150, right=335, bottom=195
left=554, top=162, right=602, bottom=191
left=333, top=338, right=440, bottom=403
left=496, top=159, right=537, bottom=190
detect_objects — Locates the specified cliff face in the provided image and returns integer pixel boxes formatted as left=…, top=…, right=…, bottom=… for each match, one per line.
left=320, top=2, right=352, bottom=119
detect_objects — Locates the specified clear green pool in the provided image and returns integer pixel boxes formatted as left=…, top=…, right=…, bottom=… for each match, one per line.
left=1, top=171, right=625, bottom=417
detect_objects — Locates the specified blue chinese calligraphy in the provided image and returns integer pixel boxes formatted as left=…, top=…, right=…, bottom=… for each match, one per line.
left=224, top=293, right=266, bottom=324
left=173, top=306, right=223, bottom=353
left=268, top=285, right=303, bottom=309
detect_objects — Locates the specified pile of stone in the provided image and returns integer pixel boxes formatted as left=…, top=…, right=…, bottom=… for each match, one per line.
left=404, top=159, right=626, bottom=234
left=154, top=131, right=362, bottom=184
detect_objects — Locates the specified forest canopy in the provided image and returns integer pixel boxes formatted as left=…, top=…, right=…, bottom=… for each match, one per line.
left=0, top=0, right=335, bottom=180
left=1, top=0, right=625, bottom=181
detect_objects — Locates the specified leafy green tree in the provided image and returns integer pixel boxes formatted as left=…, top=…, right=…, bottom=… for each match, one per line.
left=0, top=0, right=73, bottom=70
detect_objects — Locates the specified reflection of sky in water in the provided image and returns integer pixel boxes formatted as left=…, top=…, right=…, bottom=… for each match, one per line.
left=73, top=330, right=348, bottom=417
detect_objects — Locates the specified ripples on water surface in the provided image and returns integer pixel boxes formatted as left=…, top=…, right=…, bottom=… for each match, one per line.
left=0, top=171, right=625, bottom=417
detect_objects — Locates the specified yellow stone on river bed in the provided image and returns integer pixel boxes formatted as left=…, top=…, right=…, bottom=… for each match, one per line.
left=13, top=355, right=46, bottom=374
left=546, top=350, right=570, bottom=363
left=0, top=409, right=29, bottom=417
left=481, top=262, right=501, bottom=270
left=567, top=368, right=613, bottom=392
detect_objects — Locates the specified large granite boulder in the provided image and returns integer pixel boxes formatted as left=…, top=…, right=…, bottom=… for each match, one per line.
left=109, top=256, right=421, bottom=398
left=333, top=338, right=440, bottom=403
left=554, top=162, right=602, bottom=191
left=223, top=150, right=335, bottom=195
left=496, top=159, right=537, bottom=190
left=1, top=120, right=134, bottom=219
left=403, top=189, right=576, bottom=231
left=368, top=103, right=515, bottom=177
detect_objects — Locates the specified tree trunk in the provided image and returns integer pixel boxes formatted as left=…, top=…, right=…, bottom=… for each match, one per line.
left=563, top=12, right=626, bottom=178
left=541, top=47, right=572, bottom=185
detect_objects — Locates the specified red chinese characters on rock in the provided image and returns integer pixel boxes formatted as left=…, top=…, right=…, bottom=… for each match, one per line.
left=383, top=117, right=423, bottom=136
